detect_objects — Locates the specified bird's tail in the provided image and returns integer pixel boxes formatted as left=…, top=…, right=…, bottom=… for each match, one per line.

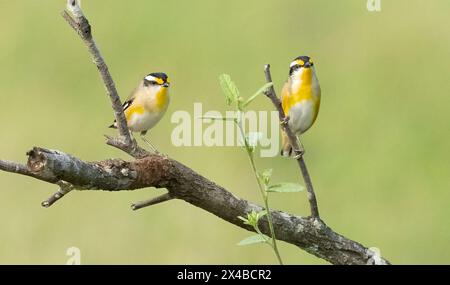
left=280, top=130, right=293, bottom=157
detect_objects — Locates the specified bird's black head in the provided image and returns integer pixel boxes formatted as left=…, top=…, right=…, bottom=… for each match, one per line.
left=143, top=72, right=170, bottom=87
left=289, top=56, right=314, bottom=75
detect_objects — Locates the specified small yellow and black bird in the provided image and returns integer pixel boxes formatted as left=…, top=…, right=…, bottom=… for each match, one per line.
left=109, top=72, right=170, bottom=151
left=280, top=56, right=321, bottom=157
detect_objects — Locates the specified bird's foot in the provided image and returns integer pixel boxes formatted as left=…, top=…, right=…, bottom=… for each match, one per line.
left=143, top=141, right=160, bottom=154
left=293, top=148, right=305, bottom=159
left=280, top=116, right=290, bottom=127
left=140, top=134, right=159, bottom=154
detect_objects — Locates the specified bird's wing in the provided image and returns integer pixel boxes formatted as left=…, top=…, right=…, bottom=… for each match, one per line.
left=108, top=89, right=136, bottom=128
left=280, top=80, right=292, bottom=155
left=280, top=80, right=291, bottom=116
left=122, top=86, right=140, bottom=111
left=122, top=98, right=134, bottom=112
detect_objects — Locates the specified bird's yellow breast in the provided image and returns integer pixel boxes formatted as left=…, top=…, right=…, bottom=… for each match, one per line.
left=124, top=87, right=169, bottom=123
left=282, top=68, right=320, bottom=116
left=125, top=105, right=145, bottom=122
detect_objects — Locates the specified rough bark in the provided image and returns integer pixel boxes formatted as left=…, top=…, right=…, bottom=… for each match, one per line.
left=0, top=147, right=389, bottom=265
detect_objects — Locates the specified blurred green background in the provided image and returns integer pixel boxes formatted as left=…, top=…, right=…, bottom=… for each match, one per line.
left=1, top=0, right=449, bottom=264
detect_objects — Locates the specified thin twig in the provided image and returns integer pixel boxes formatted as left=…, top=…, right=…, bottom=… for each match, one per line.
left=131, top=193, right=174, bottom=211
left=104, top=135, right=149, bottom=159
left=41, top=181, right=74, bottom=208
left=0, top=158, right=58, bottom=184
left=0, top=160, right=34, bottom=177
left=263, top=64, right=320, bottom=219
left=62, top=0, right=133, bottom=146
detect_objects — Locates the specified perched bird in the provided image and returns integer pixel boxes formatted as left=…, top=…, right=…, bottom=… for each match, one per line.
left=109, top=72, right=170, bottom=151
left=280, top=56, right=321, bottom=157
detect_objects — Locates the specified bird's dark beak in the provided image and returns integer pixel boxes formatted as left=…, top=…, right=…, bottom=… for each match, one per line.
left=304, top=62, right=311, bottom=68
left=163, top=82, right=170, bottom=87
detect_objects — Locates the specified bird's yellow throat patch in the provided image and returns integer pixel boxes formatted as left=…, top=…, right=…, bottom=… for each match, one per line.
left=155, top=87, right=169, bottom=111
left=282, top=68, right=317, bottom=114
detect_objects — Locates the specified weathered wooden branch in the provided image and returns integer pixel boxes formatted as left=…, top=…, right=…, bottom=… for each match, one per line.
left=0, top=147, right=389, bottom=265
left=62, top=0, right=133, bottom=147
left=0, top=0, right=391, bottom=265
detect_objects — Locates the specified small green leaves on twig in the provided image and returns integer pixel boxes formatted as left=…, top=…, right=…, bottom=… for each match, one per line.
left=219, top=74, right=241, bottom=107
left=258, top=168, right=273, bottom=186
left=267, top=183, right=305, bottom=193
left=238, top=210, right=267, bottom=227
left=237, top=210, right=271, bottom=246
left=257, top=170, right=304, bottom=193
left=219, top=74, right=273, bottom=111
left=219, top=73, right=283, bottom=264
left=237, top=234, right=270, bottom=246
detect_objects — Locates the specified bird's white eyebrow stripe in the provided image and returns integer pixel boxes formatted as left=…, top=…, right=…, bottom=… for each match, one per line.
left=290, top=61, right=298, bottom=68
left=144, top=75, right=157, bottom=82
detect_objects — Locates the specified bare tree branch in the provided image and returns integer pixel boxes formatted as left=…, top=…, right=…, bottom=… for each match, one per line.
left=41, top=181, right=74, bottom=208
left=62, top=0, right=132, bottom=146
left=25, top=147, right=138, bottom=190
left=0, top=148, right=389, bottom=264
left=131, top=193, right=174, bottom=210
left=0, top=159, right=34, bottom=177
left=263, top=64, right=320, bottom=219
left=104, top=135, right=150, bottom=159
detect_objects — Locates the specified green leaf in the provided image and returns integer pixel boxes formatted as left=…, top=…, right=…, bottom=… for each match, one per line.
left=237, top=234, right=269, bottom=246
left=219, top=74, right=239, bottom=106
left=266, top=183, right=305, bottom=193
left=239, top=210, right=266, bottom=227
left=258, top=169, right=273, bottom=186
left=246, top=210, right=258, bottom=225
left=242, top=82, right=273, bottom=108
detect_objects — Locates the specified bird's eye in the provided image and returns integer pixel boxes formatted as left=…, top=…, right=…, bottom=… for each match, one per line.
left=144, top=79, right=159, bottom=87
